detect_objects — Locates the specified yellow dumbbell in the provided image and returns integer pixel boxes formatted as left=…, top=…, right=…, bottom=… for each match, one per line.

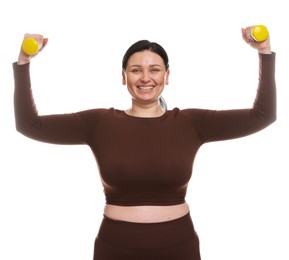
left=22, top=38, right=39, bottom=55
left=251, top=25, right=269, bottom=42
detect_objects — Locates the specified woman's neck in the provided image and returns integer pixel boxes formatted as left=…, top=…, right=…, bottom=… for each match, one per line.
left=125, top=103, right=166, bottom=118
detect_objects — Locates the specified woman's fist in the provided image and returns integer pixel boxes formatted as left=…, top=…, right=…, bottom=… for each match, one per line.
left=18, top=33, right=48, bottom=65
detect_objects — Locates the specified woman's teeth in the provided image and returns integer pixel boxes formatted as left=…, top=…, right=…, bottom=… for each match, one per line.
left=138, top=86, right=154, bottom=90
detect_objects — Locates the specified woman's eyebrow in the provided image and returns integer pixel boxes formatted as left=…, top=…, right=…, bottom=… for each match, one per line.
left=129, top=64, right=161, bottom=67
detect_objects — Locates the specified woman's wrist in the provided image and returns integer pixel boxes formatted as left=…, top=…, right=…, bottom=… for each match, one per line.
left=258, top=47, right=272, bottom=54
left=17, top=55, right=31, bottom=65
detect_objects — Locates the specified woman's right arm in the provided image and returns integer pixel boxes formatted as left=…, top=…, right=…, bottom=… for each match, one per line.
left=13, top=34, right=105, bottom=145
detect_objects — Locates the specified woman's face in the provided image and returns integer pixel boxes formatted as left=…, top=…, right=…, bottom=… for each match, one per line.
left=122, top=50, right=170, bottom=106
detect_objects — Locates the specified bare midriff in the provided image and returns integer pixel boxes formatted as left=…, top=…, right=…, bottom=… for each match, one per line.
left=104, top=202, right=190, bottom=223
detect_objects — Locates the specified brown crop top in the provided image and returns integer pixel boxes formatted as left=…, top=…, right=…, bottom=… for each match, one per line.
left=13, top=53, right=276, bottom=206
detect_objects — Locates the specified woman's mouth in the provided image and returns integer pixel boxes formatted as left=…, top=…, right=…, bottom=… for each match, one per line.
left=137, top=86, right=154, bottom=90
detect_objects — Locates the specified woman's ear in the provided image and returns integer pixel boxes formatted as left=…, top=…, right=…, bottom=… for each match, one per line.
left=122, top=70, right=126, bottom=85
left=165, top=69, right=170, bottom=85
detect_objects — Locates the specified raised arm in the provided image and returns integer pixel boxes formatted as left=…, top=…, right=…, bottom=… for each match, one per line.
left=183, top=26, right=276, bottom=143
left=13, top=34, right=105, bottom=145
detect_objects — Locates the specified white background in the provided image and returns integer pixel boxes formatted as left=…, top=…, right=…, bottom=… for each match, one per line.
left=1, top=0, right=288, bottom=259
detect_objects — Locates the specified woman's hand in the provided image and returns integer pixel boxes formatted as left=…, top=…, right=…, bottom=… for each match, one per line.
left=241, top=26, right=271, bottom=54
left=18, top=33, right=48, bottom=65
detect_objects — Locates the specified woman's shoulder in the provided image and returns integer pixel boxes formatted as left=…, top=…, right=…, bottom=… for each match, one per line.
left=171, top=107, right=209, bottom=118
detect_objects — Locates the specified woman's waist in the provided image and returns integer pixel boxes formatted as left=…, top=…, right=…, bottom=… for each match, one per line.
left=104, top=202, right=190, bottom=223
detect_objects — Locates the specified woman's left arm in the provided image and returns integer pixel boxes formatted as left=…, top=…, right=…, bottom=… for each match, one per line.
left=196, top=27, right=276, bottom=143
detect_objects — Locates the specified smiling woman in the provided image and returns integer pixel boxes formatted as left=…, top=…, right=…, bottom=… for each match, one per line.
left=122, top=40, right=170, bottom=114
left=122, top=50, right=169, bottom=116
left=12, top=27, right=276, bottom=260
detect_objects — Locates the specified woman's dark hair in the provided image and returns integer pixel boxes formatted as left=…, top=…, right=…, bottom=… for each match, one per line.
left=122, top=40, right=169, bottom=70
left=122, top=40, right=169, bottom=110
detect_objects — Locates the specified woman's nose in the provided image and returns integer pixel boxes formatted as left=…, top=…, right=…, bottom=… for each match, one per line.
left=140, top=71, right=150, bottom=82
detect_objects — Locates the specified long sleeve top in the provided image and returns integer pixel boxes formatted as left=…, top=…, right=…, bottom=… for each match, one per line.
left=13, top=53, right=276, bottom=206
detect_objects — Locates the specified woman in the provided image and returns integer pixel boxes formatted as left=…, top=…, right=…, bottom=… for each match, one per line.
left=13, top=26, right=276, bottom=260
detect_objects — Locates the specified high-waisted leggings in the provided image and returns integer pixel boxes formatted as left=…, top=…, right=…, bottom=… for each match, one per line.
left=93, top=212, right=201, bottom=260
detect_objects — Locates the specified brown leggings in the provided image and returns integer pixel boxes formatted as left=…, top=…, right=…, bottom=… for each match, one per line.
left=93, top=212, right=201, bottom=260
